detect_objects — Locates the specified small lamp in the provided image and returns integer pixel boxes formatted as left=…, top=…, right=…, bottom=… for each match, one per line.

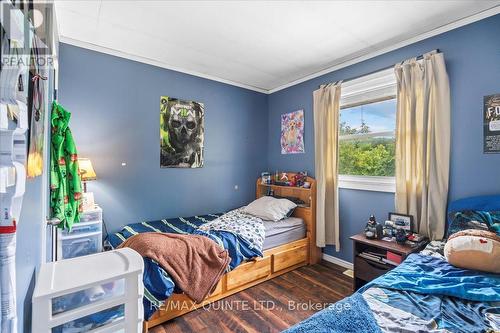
left=78, top=158, right=97, bottom=193
left=78, top=158, right=97, bottom=211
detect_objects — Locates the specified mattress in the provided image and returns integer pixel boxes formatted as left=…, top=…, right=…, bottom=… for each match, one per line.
left=262, top=217, right=306, bottom=250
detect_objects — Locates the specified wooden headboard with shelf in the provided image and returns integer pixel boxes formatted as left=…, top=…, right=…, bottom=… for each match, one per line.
left=256, top=173, right=321, bottom=264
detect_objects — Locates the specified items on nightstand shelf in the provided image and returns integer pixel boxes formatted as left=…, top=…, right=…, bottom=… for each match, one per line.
left=351, top=233, right=429, bottom=290
left=395, top=228, right=407, bottom=244
left=407, top=233, right=426, bottom=242
left=364, top=215, right=383, bottom=239
left=358, top=251, right=398, bottom=266
left=379, top=211, right=428, bottom=247
left=388, top=212, right=414, bottom=232
left=386, top=251, right=403, bottom=265
left=57, top=205, right=103, bottom=260
left=406, top=233, right=429, bottom=248
left=32, top=248, right=144, bottom=333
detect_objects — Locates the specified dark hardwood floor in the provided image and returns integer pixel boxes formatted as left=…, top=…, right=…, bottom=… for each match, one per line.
left=151, top=261, right=353, bottom=333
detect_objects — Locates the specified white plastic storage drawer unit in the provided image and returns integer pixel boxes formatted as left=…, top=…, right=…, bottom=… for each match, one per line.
left=33, top=248, right=144, bottom=333
left=57, top=206, right=103, bottom=260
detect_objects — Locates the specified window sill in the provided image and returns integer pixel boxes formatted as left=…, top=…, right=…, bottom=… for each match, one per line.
left=338, top=175, right=395, bottom=193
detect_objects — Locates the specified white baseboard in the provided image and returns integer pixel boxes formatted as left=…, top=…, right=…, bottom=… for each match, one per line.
left=322, top=253, right=353, bottom=270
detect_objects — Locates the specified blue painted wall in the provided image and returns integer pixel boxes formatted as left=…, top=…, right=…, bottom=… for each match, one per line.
left=267, top=14, right=500, bottom=262
left=58, top=44, right=268, bottom=233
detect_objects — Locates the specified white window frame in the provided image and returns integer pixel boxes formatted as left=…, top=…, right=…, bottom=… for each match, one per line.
left=338, top=68, right=397, bottom=193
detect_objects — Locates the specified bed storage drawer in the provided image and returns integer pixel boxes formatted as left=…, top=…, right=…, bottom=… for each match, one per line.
left=354, top=256, right=391, bottom=281
left=226, top=256, right=271, bottom=290
left=272, top=244, right=308, bottom=272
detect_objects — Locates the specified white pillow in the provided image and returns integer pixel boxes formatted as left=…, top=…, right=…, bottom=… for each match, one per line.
left=243, top=196, right=297, bottom=222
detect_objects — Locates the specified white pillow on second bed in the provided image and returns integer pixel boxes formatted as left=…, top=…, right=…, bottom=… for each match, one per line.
left=244, top=196, right=297, bottom=222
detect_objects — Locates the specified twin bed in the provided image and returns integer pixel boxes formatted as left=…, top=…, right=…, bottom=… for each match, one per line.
left=108, top=174, right=320, bottom=332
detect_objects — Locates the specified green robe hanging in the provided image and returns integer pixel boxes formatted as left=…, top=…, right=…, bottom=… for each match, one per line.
left=50, top=101, right=82, bottom=230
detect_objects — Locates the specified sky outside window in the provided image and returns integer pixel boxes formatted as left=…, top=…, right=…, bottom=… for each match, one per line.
left=340, top=98, right=396, bottom=134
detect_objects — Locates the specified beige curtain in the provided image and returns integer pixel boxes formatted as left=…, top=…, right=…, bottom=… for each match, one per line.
left=394, top=52, right=450, bottom=240
left=313, top=82, right=341, bottom=249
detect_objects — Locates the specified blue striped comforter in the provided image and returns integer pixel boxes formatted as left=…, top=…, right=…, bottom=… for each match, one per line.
left=108, top=213, right=263, bottom=319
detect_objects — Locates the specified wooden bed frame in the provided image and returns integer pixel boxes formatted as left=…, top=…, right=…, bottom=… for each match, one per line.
left=143, top=173, right=320, bottom=332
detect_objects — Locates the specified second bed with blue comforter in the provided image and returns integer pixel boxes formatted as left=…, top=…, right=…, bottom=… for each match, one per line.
left=108, top=212, right=263, bottom=319
left=286, top=195, right=500, bottom=333
left=285, top=242, right=500, bottom=333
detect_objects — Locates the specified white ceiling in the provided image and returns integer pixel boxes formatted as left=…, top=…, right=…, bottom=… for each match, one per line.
left=55, top=1, right=500, bottom=93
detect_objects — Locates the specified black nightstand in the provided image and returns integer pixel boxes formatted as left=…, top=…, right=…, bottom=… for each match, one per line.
left=350, top=233, right=428, bottom=291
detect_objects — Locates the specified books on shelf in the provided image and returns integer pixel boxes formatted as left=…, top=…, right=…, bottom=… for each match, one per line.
left=382, top=258, right=399, bottom=266
left=358, top=251, right=397, bottom=266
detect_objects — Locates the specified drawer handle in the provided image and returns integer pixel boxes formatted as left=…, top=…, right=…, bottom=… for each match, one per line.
left=68, top=239, right=92, bottom=245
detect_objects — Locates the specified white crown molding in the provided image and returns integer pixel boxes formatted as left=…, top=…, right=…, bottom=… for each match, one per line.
left=59, top=36, right=269, bottom=94
left=59, top=6, right=499, bottom=95
left=268, top=6, right=500, bottom=94
left=322, top=253, right=353, bottom=270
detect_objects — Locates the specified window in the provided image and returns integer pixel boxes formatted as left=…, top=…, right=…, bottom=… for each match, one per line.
left=339, top=99, right=396, bottom=177
left=338, top=68, right=396, bottom=192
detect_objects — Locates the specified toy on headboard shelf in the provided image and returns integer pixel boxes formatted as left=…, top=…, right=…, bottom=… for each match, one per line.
left=280, top=172, right=288, bottom=182
left=267, top=171, right=309, bottom=188
left=294, top=172, right=307, bottom=187
left=261, top=172, right=271, bottom=185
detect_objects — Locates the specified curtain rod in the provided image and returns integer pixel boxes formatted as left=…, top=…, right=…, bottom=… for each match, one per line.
left=320, top=49, right=439, bottom=87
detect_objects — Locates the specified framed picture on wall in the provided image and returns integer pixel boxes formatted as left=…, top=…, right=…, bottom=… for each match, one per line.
left=281, top=109, right=305, bottom=154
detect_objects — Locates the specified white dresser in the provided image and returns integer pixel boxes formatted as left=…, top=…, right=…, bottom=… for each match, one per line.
left=57, top=206, right=103, bottom=260
left=33, top=248, right=144, bottom=333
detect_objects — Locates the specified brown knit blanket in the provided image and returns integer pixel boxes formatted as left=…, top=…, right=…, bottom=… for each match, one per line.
left=118, top=232, right=230, bottom=303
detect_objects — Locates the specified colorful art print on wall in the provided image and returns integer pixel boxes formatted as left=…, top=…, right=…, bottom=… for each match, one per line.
left=160, top=96, right=204, bottom=168
left=484, top=94, right=500, bottom=154
left=281, top=110, right=305, bottom=154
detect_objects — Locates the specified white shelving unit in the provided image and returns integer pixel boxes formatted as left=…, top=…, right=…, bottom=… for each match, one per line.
left=32, top=248, right=144, bottom=333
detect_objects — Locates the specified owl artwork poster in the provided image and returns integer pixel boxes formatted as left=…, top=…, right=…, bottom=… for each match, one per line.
left=160, top=96, right=204, bottom=168
left=281, top=110, right=305, bottom=154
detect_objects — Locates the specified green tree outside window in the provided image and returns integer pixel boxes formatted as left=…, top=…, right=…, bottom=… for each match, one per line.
left=339, top=101, right=396, bottom=177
